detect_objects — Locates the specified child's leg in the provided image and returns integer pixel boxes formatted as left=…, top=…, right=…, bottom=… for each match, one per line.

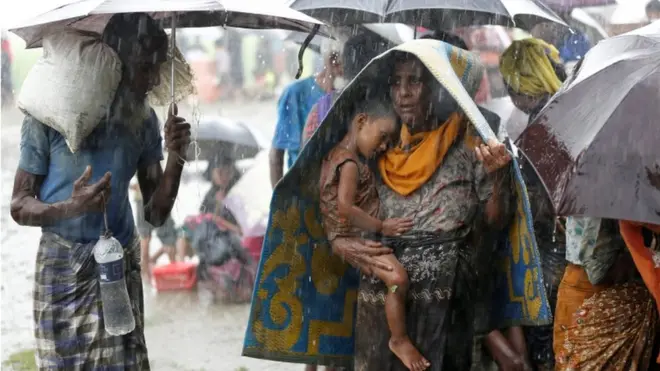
left=372, top=254, right=430, bottom=371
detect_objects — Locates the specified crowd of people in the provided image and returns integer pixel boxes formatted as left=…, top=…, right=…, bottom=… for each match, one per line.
left=269, top=22, right=659, bottom=371
left=6, top=5, right=660, bottom=371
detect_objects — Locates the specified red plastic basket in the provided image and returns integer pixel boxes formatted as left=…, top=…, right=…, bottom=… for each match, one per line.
left=151, top=261, right=198, bottom=291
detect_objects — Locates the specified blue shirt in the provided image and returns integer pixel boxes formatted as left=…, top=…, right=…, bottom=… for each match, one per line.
left=18, top=111, right=164, bottom=246
left=272, top=76, right=326, bottom=168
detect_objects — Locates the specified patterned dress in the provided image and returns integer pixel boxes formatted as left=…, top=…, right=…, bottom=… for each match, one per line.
left=354, top=135, right=514, bottom=371
left=319, top=147, right=380, bottom=241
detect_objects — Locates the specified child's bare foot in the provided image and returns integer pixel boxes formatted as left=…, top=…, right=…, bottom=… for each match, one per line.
left=389, top=336, right=430, bottom=371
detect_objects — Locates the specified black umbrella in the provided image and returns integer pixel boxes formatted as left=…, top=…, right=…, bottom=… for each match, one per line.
left=516, top=24, right=660, bottom=224
left=190, top=116, right=266, bottom=161
left=290, top=0, right=566, bottom=31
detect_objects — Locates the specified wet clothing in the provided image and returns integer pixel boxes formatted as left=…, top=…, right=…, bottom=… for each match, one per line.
left=319, top=147, right=379, bottom=241
left=355, top=232, right=475, bottom=371
left=18, top=112, right=163, bottom=246
left=34, top=232, right=149, bottom=370
left=520, top=106, right=567, bottom=369
left=353, top=130, right=513, bottom=370
left=554, top=266, right=656, bottom=370
left=272, top=76, right=326, bottom=167
left=554, top=220, right=657, bottom=370
left=302, top=91, right=337, bottom=147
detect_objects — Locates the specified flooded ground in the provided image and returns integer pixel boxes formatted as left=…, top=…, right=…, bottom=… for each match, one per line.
left=0, top=100, right=299, bottom=371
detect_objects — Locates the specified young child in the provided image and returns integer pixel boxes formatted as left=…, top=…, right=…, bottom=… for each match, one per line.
left=319, top=98, right=430, bottom=371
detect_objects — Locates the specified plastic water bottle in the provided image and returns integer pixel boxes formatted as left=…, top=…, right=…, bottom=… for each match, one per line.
left=93, top=235, right=135, bottom=336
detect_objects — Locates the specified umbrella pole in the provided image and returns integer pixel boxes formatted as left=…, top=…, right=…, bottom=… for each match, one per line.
left=171, top=12, right=177, bottom=114
left=295, top=24, right=320, bottom=79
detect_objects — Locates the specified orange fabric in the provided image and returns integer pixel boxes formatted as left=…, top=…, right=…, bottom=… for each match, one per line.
left=378, top=113, right=466, bottom=196
left=553, top=264, right=603, bottom=358
left=555, top=282, right=656, bottom=370
left=619, top=221, right=660, bottom=363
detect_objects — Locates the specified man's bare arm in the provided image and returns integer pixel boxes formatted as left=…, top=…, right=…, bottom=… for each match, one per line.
left=137, top=156, right=183, bottom=227
left=10, top=167, right=110, bottom=226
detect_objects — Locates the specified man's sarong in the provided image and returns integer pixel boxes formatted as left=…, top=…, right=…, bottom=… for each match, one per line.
left=34, top=232, right=149, bottom=370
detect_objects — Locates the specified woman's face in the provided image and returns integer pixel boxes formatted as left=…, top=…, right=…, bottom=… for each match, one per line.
left=390, top=59, right=431, bottom=126
left=211, top=166, right=233, bottom=188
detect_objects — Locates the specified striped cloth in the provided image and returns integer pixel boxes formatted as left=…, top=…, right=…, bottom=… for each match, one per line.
left=34, top=232, right=149, bottom=370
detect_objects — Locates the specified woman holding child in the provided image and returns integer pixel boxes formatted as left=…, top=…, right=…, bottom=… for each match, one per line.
left=329, top=45, right=520, bottom=370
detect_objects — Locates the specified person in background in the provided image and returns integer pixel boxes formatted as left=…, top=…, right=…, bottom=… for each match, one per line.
left=176, top=156, right=241, bottom=260
left=1, top=31, right=13, bottom=107
left=10, top=13, right=191, bottom=369
left=301, top=32, right=392, bottom=147
left=499, top=37, right=568, bottom=371
left=130, top=180, right=177, bottom=276
left=269, top=41, right=343, bottom=188
left=554, top=218, right=657, bottom=370
left=648, top=0, right=660, bottom=22
left=226, top=29, right=245, bottom=100
left=214, top=38, right=231, bottom=96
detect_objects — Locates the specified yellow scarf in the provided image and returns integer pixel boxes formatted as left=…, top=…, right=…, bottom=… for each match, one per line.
left=499, top=38, right=562, bottom=97
left=379, top=113, right=473, bottom=196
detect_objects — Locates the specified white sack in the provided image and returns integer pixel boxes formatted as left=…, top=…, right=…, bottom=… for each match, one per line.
left=17, top=30, right=122, bottom=153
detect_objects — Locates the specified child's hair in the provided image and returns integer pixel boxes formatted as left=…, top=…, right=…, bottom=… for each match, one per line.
left=350, top=97, right=397, bottom=123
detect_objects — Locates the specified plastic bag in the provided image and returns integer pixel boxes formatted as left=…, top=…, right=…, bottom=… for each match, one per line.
left=17, top=30, right=123, bottom=153
left=224, top=151, right=271, bottom=237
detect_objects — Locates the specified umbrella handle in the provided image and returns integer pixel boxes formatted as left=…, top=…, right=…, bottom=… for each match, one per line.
left=295, top=24, right=320, bottom=79
left=171, top=12, right=177, bottom=114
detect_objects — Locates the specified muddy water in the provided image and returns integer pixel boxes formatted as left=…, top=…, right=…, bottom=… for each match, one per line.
left=1, top=101, right=299, bottom=371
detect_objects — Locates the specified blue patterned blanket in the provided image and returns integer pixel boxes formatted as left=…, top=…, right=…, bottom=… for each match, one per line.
left=243, top=40, right=551, bottom=366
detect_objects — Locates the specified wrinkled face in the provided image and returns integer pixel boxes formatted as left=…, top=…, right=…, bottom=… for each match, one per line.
left=355, top=114, right=398, bottom=158
left=506, top=85, right=542, bottom=115
left=390, top=59, right=431, bottom=127
left=124, top=47, right=167, bottom=97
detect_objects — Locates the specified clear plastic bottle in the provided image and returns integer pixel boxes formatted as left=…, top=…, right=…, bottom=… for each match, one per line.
left=93, top=234, right=135, bottom=336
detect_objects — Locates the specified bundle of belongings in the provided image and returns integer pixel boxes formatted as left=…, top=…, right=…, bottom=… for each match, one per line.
left=192, top=219, right=257, bottom=303
left=17, top=29, right=194, bottom=153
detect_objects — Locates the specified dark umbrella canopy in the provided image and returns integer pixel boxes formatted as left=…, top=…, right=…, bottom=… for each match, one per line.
left=190, top=116, right=265, bottom=161
left=290, top=0, right=566, bottom=31
left=516, top=32, right=660, bottom=224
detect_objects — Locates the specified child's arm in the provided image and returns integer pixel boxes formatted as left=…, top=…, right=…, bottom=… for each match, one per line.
left=337, top=161, right=384, bottom=233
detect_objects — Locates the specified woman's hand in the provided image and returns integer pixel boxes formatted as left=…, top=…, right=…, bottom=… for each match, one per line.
left=476, top=139, right=512, bottom=174
left=331, top=238, right=394, bottom=275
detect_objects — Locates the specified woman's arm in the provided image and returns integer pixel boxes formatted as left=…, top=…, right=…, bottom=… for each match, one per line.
left=337, top=161, right=383, bottom=233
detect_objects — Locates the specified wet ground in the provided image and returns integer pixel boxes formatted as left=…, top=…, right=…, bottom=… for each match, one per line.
left=0, top=100, right=300, bottom=371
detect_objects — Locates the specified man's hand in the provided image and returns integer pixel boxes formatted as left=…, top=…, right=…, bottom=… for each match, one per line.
left=71, top=166, right=111, bottom=213
left=164, top=103, right=191, bottom=161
